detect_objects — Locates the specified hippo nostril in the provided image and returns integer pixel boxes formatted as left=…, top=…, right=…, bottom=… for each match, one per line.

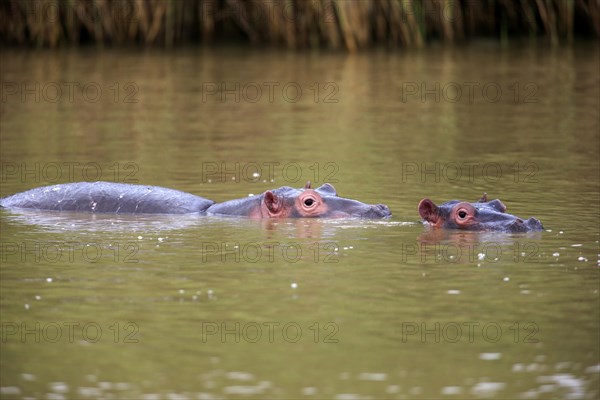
left=516, top=218, right=524, bottom=224
left=372, top=204, right=391, bottom=217
left=525, top=217, right=544, bottom=230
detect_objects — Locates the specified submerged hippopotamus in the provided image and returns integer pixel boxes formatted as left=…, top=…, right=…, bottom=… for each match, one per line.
left=207, top=182, right=390, bottom=218
left=418, top=193, right=543, bottom=232
left=0, top=181, right=391, bottom=219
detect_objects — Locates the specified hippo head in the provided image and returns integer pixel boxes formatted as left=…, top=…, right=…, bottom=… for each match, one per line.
left=418, top=193, right=543, bottom=232
left=261, top=182, right=391, bottom=218
left=207, top=182, right=391, bottom=218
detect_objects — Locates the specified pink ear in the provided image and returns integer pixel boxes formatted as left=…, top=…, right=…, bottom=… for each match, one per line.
left=418, top=199, right=439, bottom=223
left=264, top=191, right=280, bottom=213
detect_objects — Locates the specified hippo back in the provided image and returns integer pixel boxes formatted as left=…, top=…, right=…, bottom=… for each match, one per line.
left=0, top=181, right=214, bottom=214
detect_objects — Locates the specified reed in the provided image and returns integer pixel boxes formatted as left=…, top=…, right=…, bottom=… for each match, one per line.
left=0, top=0, right=597, bottom=50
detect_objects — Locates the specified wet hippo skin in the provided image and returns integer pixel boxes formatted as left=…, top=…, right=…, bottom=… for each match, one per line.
left=205, top=182, right=391, bottom=218
left=1, top=181, right=391, bottom=219
left=418, top=193, right=543, bottom=232
left=0, top=181, right=215, bottom=214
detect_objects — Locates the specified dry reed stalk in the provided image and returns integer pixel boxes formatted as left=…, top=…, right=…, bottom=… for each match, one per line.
left=0, top=0, right=597, bottom=49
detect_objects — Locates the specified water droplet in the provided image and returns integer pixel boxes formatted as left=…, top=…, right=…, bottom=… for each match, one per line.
left=479, top=353, right=502, bottom=360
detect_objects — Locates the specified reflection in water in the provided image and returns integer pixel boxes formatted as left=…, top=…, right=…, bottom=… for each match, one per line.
left=418, top=227, right=544, bottom=244
left=416, top=228, right=545, bottom=265
left=0, top=208, right=209, bottom=233
left=0, top=44, right=598, bottom=399
left=1, top=208, right=408, bottom=237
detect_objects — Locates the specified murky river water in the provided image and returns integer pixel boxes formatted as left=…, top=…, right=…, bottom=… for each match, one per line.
left=1, top=43, right=599, bottom=399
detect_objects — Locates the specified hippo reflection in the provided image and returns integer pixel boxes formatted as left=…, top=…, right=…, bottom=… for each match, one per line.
left=0, top=181, right=391, bottom=219
left=418, top=193, right=543, bottom=232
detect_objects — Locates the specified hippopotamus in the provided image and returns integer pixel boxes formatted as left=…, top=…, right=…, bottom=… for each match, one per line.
left=418, top=193, right=543, bottom=232
left=0, top=181, right=214, bottom=214
left=207, top=182, right=390, bottom=218
left=0, top=181, right=391, bottom=219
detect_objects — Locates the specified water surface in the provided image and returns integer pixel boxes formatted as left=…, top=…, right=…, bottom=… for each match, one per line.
left=1, top=43, right=599, bottom=399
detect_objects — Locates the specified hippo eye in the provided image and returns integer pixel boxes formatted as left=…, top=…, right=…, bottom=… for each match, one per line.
left=304, top=198, right=315, bottom=207
left=453, top=203, right=476, bottom=226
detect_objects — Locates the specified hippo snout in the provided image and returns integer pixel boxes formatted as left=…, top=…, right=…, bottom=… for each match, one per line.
left=508, top=217, right=544, bottom=232
left=524, top=217, right=544, bottom=231
left=367, top=203, right=391, bottom=218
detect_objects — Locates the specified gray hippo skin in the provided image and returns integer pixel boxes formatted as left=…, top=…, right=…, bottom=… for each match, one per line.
left=206, top=182, right=391, bottom=218
left=1, top=181, right=391, bottom=218
left=0, top=181, right=214, bottom=214
left=418, top=193, right=543, bottom=232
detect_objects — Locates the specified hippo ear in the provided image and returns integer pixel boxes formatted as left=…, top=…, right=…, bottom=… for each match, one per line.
left=478, top=193, right=488, bottom=203
left=315, top=183, right=337, bottom=196
left=488, top=199, right=507, bottom=213
left=418, top=199, right=439, bottom=223
left=264, top=191, right=282, bottom=214
left=304, top=181, right=311, bottom=189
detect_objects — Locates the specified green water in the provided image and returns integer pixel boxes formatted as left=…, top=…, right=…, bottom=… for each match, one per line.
left=1, top=43, right=599, bottom=399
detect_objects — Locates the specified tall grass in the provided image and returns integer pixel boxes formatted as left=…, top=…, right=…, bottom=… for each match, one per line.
left=1, top=0, right=598, bottom=50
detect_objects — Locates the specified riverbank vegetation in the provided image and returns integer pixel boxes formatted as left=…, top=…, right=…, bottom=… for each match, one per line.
left=1, top=0, right=598, bottom=50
